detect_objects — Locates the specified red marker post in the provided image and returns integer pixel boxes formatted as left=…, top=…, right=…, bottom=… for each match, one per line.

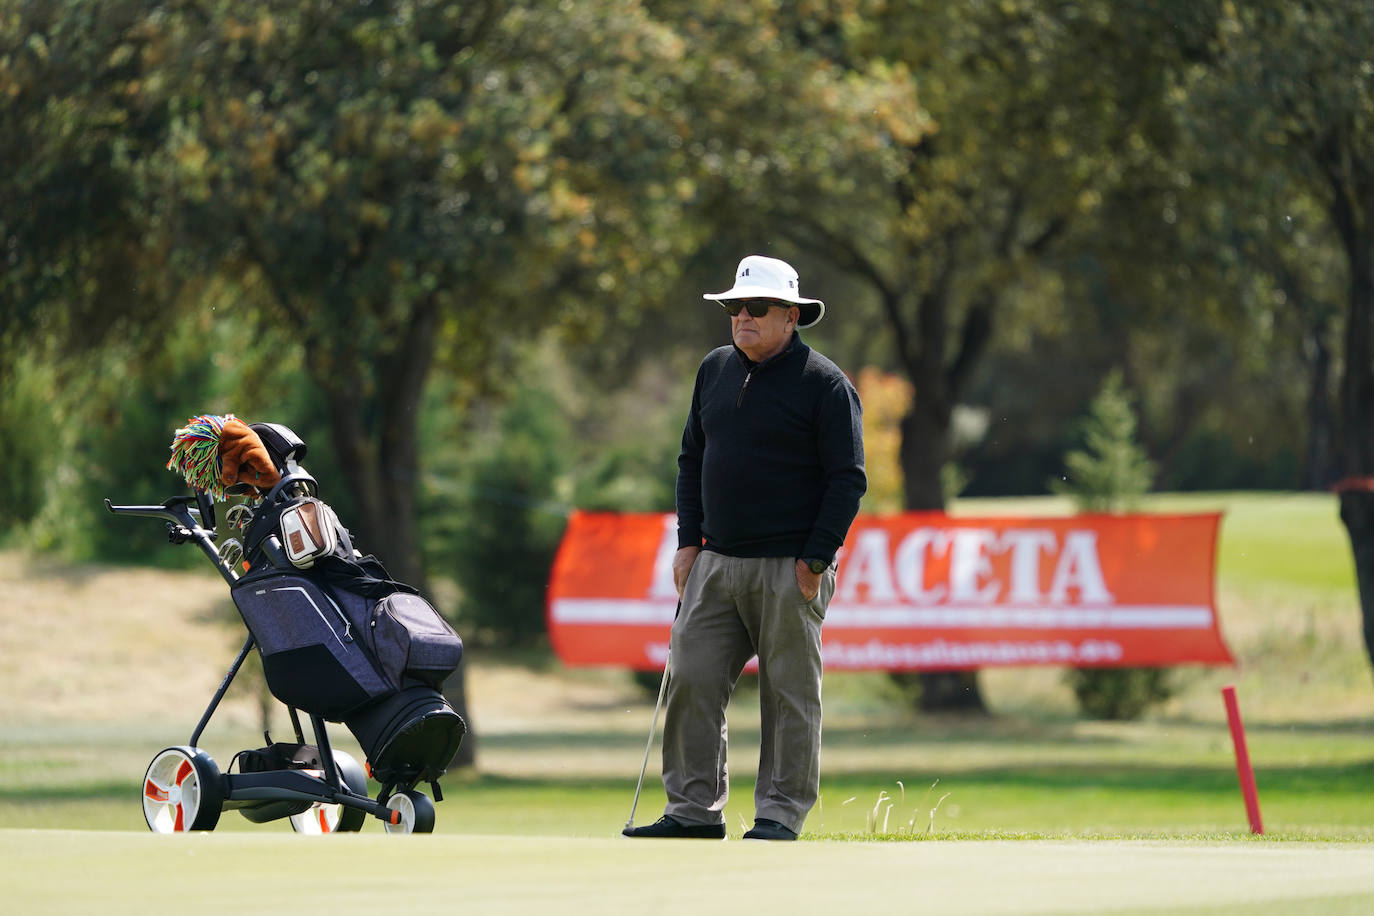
left=1221, top=684, right=1263, bottom=834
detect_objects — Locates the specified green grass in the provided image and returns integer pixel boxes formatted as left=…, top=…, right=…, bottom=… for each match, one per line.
left=4, top=714, right=1372, bottom=839
left=1, top=492, right=1371, bottom=911
left=5, top=831, right=1373, bottom=915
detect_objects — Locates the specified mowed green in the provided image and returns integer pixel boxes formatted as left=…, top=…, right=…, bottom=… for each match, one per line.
left=1, top=492, right=1372, bottom=912
left=6, top=830, right=1374, bottom=915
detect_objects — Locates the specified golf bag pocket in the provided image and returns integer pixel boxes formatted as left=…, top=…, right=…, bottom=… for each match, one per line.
left=231, top=572, right=391, bottom=719
left=327, top=587, right=463, bottom=690
left=369, top=592, right=464, bottom=689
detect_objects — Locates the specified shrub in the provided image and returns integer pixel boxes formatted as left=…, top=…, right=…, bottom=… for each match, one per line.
left=442, top=383, right=569, bottom=647
left=1065, top=666, right=1174, bottom=720
left=1052, top=370, right=1175, bottom=720
left=1050, top=370, right=1153, bottom=510
left=0, top=355, right=58, bottom=536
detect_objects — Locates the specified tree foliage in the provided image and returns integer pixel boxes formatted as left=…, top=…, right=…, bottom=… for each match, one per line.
left=0, top=0, right=167, bottom=372
left=110, top=0, right=702, bottom=589
left=1052, top=370, right=1154, bottom=513
left=1189, top=0, right=1374, bottom=672
left=443, top=378, right=569, bottom=647
left=1053, top=370, right=1172, bottom=720
left=6, top=0, right=1374, bottom=713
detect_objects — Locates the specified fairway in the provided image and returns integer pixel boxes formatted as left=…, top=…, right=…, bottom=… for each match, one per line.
left=6, top=830, right=1373, bottom=914
left=2, top=494, right=1372, bottom=914
left=9, top=0, right=1374, bottom=899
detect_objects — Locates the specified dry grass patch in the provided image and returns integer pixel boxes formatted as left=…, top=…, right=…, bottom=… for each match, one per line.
left=0, top=550, right=262, bottom=729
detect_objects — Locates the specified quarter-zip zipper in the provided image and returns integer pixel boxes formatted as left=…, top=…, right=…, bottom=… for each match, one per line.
left=736, top=370, right=754, bottom=407
left=733, top=333, right=797, bottom=407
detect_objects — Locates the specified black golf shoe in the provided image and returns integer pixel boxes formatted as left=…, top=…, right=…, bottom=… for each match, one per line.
left=742, top=818, right=797, bottom=841
left=622, top=814, right=726, bottom=839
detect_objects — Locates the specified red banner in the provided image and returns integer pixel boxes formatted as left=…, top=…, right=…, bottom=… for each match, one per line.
left=546, top=510, right=1233, bottom=671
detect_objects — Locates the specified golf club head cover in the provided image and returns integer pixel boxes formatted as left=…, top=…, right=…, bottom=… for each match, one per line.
left=167, top=413, right=282, bottom=500
left=217, top=417, right=282, bottom=495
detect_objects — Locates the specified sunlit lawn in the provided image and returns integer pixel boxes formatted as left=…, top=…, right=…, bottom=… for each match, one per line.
left=1, top=492, right=1370, bottom=846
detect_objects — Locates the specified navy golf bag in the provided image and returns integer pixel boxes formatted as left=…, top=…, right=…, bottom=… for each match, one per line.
left=230, top=423, right=466, bottom=793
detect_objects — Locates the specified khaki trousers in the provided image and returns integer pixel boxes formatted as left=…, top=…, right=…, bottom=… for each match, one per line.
left=661, top=552, right=835, bottom=834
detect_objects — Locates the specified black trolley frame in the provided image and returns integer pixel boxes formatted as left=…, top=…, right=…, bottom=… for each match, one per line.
left=106, top=492, right=407, bottom=829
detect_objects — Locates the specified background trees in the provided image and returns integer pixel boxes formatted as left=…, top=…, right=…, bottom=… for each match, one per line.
left=653, top=0, right=1232, bottom=709
left=1185, top=0, right=1374, bottom=671
left=4, top=0, right=1372, bottom=745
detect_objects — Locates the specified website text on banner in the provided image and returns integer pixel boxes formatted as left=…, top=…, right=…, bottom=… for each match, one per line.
left=546, top=511, right=1233, bottom=672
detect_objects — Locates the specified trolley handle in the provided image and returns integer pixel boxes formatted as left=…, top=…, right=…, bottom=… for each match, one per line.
left=104, top=495, right=200, bottom=528
left=104, top=495, right=219, bottom=542
left=106, top=495, right=242, bottom=585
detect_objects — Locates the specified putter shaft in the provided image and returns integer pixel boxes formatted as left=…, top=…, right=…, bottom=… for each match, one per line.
left=625, top=652, right=671, bottom=829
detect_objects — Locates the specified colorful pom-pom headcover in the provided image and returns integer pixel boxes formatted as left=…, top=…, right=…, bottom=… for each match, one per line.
left=167, top=414, right=283, bottom=500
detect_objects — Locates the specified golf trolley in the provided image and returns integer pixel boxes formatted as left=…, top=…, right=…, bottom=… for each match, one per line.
left=108, top=422, right=466, bottom=834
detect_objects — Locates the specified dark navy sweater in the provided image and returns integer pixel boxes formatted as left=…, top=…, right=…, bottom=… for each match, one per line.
left=676, top=333, right=866, bottom=563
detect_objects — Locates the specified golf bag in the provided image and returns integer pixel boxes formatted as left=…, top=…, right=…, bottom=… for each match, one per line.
left=229, top=423, right=466, bottom=789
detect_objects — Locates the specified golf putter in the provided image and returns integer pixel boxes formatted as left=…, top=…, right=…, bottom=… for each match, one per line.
left=625, top=595, right=683, bottom=832
left=624, top=649, right=671, bottom=831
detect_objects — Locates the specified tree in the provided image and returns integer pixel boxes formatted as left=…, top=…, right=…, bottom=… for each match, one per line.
left=631, top=1, right=1194, bottom=709
left=150, top=0, right=705, bottom=763
left=3, top=0, right=707, bottom=766
left=1053, top=370, right=1173, bottom=720
left=129, top=1, right=691, bottom=579
left=1051, top=370, right=1154, bottom=511
left=762, top=0, right=1212, bottom=709
left=445, top=376, right=569, bottom=648
left=1197, top=1, right=1374, bottom=674
left=0, top=0, right=170, bottom=374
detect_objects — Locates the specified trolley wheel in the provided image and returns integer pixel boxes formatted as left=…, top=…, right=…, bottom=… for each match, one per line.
left=290, top=750, right=368, bottom=834
left=143, top=746, right=223, bottom=833
left=383, top=790, right=435, bottom=834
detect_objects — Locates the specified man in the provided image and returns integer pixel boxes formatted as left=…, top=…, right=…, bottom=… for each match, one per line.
left=624, top=254, right=866, bottom=841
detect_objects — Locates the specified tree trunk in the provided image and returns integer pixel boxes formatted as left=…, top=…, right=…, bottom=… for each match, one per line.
left=312, top=300, right=477, bottom=768
left=913, top=669, right=987, bottom=713
left=899, top=397, right=949, bottom=513
left=1334, top=206, right=1374, bottom=675
left=1303, top=325, right=1336, bottom=490
left=895, top=366, right=989, bottom=713
left=1339, top=492, right=1374, bottom=666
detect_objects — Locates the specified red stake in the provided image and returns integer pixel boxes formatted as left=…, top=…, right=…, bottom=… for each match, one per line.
left=1221, top=684, right=1264, bottom=834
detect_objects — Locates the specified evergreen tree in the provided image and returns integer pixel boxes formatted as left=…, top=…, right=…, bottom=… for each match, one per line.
left=1054, top=370, right=1172, bottom=720
left=1051, top=370, right=1155, bottom=512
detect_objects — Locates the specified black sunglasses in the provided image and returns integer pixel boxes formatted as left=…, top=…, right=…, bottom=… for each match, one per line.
left=721, top=299, right=786, bottom=318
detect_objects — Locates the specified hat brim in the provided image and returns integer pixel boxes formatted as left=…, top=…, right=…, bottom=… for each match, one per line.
left=703, top=288, right=825, bottom=329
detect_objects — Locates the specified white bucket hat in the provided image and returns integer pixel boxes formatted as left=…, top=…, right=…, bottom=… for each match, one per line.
left=702, top=255, right=825, bottom=328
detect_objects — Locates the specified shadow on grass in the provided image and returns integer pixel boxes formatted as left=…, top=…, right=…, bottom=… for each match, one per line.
left=822, top=717, right=1104, bottom=746
left=10, top=758, right=1372, bottom=804
left=0, top=780, right=136, bottom=802
left=820, top=758, right=1374, bottom=795
left=480, top=730, right=650, bottom=750
left=1240, top=718, right=1374, bottom=735
left=476, top=716, right=1115, bottom=753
